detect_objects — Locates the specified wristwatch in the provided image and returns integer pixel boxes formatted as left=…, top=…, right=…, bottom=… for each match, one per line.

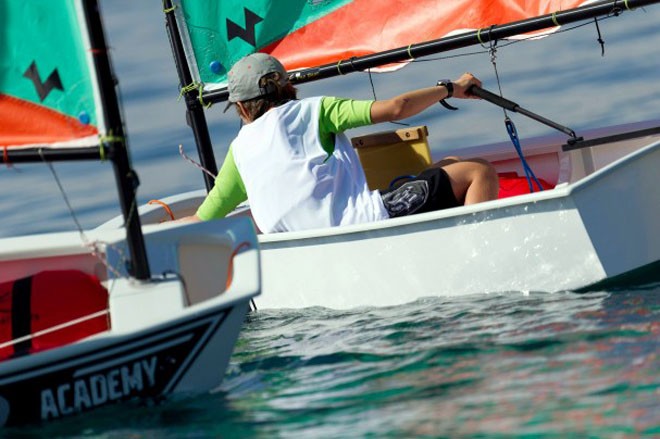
left=437, top=79, right=453, bottom=98
left=436, top=79, right=458, bottom=111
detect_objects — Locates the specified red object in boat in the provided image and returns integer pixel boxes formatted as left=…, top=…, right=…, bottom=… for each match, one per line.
left=497, top=172, right=554, bottom=199
left=0, top=270, right=109, bottom=360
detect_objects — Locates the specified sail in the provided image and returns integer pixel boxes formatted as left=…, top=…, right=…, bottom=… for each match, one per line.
left=0, top=0, right=102, bottom=149
left=173, top=0, right=589, bottom=92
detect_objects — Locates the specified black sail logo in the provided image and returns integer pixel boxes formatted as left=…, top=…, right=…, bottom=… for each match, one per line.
left=23, top=61, right=64, bottom=102
left=226, top=8, right=263, bottom=46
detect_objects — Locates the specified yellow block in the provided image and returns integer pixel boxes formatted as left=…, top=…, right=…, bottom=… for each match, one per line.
left=351, top=125, right=432, bottom=191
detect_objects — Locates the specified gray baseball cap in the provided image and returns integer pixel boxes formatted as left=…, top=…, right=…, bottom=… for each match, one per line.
left=224, top=53, right=288, bottom=111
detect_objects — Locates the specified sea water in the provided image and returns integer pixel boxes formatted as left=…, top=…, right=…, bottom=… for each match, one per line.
left=7, top=284, right=659, bottom=438
left=1, top=0, right=659, bottom=437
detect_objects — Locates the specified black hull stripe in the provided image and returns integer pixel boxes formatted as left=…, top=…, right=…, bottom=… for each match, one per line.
left=11, top=276, right=32, bottom=356
left=0, top=303, right=238, bottom=383
left=163, top=308, right=230, bottom=394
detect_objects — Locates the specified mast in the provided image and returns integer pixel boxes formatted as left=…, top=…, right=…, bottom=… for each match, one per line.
left=163, top=0, right=217, bottom=191
left=82, top=0, right=151, bottom=280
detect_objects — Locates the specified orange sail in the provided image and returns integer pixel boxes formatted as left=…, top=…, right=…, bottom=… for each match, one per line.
left=0, top=94, right=97, bottom=148
left=264, top=0, right=588, bottom=72
left=176, top=0, right=588, bottom=88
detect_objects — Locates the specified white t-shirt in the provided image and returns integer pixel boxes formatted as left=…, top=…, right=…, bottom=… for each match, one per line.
left=231, top=97, right=388, bottom=233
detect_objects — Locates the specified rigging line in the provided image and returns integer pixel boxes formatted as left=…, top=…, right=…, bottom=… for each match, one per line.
left=505, top=118, right=545, bottom=192
left=39, top=149, right=86, bottom=235
left=483, top=34, right=543, bottom=193
left=366, top=68, right=377, bottom=100
left=0, top=309, right=110, bottom=350
left=179, top=144, right=217, bottom=179
left=37, top=149, right=126, bottom=279
left=411, top=16, right=612, bottom=66
left=593, top=18, right=607, bottom=56
left=363, top=68, right=408, bottom=127
left=485, top=33, right=506, bottom=119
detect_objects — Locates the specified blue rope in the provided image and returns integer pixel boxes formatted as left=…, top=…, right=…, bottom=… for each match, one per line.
left=504, top=117, right=544, bottom=192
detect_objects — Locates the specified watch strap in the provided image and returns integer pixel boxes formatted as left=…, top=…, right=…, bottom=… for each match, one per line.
left=437, top=80, right=458, bottom=111
left=437, top=79, right=454, bottom=98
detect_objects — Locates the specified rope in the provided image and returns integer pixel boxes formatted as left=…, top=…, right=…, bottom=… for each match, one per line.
left=37, top=149, right=127, bottom=278
left=148, top=199, right=175, bottom=221
left=551, top=11, right=561, bottom=27
left=477, top=25, right=496, bottom=48
left=40, top=149, right=86, bottom=234
left=593, top=18, right=606, bottom=56
left=505, top=118, right=545, bottom=192
left=179, top=144, right=217, bottom=179
left=477, top=28, right=486, bottom=46
left=197, top=84, right=211, bottom=108
left=365, top=65, right=408, bottom=127
left=163, top=0, right=177, bottom=14
left=178, top=82, right=211, bottom=108
left=98, top=133, right=125, bottom=160
left=484, top=38, right=543, bottom=193
left=336, top=60, right=344, bottom=75
left=0, top=309, right=109, bottom=350
left=99, top=143, right=107, bottom=161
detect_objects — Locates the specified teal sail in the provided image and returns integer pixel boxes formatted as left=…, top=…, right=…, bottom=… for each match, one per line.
left=0, top=0, right=102, bottom=148
left=174, top=0, right=351, bottom=90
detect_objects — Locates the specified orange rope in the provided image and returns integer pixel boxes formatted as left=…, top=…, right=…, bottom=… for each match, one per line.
left=148, top=199, right=175, bottom=221
left=225, top=241, right=250, bottom=291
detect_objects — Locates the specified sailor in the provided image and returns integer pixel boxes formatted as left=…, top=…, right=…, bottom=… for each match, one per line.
left=177, top=53, right=498, bottom=233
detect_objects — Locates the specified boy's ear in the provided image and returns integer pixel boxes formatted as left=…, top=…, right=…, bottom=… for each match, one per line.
left=236, top=102, right=250, bottom=122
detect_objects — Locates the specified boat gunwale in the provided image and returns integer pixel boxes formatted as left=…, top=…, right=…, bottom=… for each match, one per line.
left=259, top=138, right=660, bottom=244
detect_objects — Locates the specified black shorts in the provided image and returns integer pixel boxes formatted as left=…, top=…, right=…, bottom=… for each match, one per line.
left=379, top=167, right=460, bottom=218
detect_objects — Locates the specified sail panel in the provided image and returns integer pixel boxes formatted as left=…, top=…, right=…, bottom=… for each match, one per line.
left=177, top=0, right=352, bottom=88
left=175, top=0, right=587, bottom=92
left=0, top=0, right=101, bottom=148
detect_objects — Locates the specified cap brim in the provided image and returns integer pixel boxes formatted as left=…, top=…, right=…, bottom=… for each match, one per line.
left=223, top=101, right=235, bottom=113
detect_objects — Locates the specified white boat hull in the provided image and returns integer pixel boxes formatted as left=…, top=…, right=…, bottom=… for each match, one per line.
left=0, top=217, right=260, bottom=426
left=98, top=123, right=660, bottom=310
left=256, top=139, right=659, bottom=308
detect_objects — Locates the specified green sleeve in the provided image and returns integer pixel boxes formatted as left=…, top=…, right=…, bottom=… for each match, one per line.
left=195, top=145, right=247, bottom=221
left=318, top=97, right=374, bottom=155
